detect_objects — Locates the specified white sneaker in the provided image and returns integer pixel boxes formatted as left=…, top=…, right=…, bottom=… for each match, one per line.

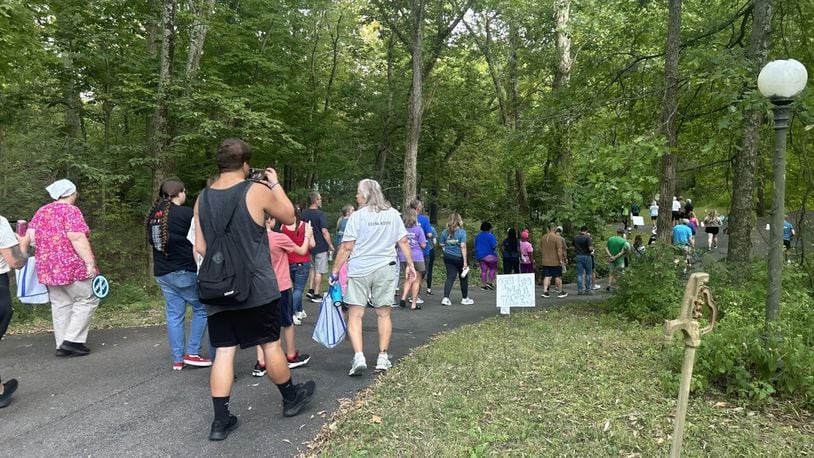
left=441, top=297, right=452, bottom=306
left=349, top=354, right=367, bottom=376
left=592, top=284, right=601, bottom=290
left=292, top=314, right=302, bottom=326
left=375, top=353, right=392, bottom=372
left=409, top=297, right=424, bottom=304
left=461, top=297, right=474, bottom=305
left=299, top=310, right=307, bottom=319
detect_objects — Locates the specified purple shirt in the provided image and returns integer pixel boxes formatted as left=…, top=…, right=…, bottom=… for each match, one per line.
left=398, top=225, right=426, bottom=263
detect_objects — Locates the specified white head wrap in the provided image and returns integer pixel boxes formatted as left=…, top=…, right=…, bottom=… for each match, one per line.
left=45, top=179, right=77, bottom=200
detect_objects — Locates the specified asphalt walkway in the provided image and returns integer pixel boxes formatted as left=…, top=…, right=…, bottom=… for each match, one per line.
left=1, top=280, right=604, bottom=457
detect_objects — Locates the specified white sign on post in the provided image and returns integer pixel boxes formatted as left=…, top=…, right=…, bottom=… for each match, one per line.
left=631, top=216, right=645, bottom=227
left=495, top=273, right=536, bottom=315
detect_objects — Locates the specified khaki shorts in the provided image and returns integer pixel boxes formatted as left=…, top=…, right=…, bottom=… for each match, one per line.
left=345, top=263, right=397, bottom=308
left=311, top=251, right=329, bottom=274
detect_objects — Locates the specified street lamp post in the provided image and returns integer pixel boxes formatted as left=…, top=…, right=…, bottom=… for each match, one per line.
left=757, top=59, right=808, bottom=325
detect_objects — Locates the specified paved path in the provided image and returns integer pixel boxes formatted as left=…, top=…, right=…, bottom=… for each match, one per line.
left=1, top=281, right=604, bottom=457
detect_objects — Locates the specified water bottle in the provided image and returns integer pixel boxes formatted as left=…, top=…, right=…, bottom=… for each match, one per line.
left=329, top=282, right=343, bottom=307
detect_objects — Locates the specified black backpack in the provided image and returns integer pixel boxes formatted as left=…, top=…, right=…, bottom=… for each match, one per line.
left=197, top=187, right=254, bottom=306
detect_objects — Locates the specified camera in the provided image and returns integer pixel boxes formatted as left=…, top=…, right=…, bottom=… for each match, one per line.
left=248, top=168, right=266, bottom=181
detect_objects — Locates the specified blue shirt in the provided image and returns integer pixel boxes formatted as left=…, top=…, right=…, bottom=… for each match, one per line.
left=474, top=231, right=497, bottom=260
left=783, top=221, right=794, bottom=241
left=440, top=228, right=467, bottom=258
left=672, top=224, right=693, bottom=246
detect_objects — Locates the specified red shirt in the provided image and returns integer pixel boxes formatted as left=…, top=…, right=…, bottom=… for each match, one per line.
left=281, top=222, right=310, bottom=264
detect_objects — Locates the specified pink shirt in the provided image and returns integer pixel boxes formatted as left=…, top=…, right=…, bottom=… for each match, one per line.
left=268, top=231, right=298, bottom=291
left=30, top=202, right=91, bottom=286
left=520, top=240, right=534, bottom=264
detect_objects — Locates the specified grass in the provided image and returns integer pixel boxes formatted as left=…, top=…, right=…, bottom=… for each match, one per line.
left=308, top=305, right=813, bottom=457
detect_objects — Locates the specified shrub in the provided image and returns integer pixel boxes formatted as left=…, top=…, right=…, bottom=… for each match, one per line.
left=612, top=248, right=814, bottom=407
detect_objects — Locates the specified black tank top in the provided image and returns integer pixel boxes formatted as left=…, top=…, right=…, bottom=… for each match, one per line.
left=199, top=180, right=279, bottom=315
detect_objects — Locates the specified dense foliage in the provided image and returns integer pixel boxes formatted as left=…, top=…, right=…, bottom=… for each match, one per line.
left=612, top=248, right=814, bottom=407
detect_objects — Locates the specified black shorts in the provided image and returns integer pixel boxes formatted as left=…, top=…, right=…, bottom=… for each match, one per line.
left=705, top=227, right=719, bottom=235
left=672, top=211, right=680, bottom=221
left=783, top=240, right=791, bottom=250
left=208, top=300, right=281, bottom=349
left=278, top=289, right=293, bottom=327
left=542, top=265, right=563, bottom=278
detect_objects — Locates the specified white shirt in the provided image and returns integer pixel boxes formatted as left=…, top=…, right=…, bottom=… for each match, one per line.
left=342, top=206, right=407, bottom=277
left=672, top=200, right=681, bottom=212
left=649, top=204, right=659, bottom=217
left=0, top=216, right=19, bottom=274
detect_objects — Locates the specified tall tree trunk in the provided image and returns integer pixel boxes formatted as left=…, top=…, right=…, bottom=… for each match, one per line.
left=403, top=0, right=424, bottom=209
left=376, top=35, right=395, bottom=181
left=509, top=21, right=530, bottom=215
left=185, top=0, right=215, bottom=85
left=728, top=0, right=773, bottom=262
left=151, top=0, right=176, bottom=192
left=656, top=0, right=682, bottom=243
left=550, top=0, right=573, bottom=224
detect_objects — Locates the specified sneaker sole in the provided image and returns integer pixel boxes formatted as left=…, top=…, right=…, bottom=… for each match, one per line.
left=252, top=370, right=267, bottom=377
left=349, top=364, right=367, bottom=376
left=287, top=357, right=311, bottom=369
left=183, top=361, right=213, bottom=367
left=283, top=391, right=315, bottom=417
left=208, top=417, right=239, bottom=441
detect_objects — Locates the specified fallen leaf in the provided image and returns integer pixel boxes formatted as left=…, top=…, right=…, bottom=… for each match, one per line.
left=371, top=415, right=382, bottom=424
left=604, top=420, right=611, bottom=432
left=715, top=402, right=728, bottom=408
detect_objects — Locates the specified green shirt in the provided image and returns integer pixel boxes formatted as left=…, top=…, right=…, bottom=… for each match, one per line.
left=607, top=236, right=628, bottom=267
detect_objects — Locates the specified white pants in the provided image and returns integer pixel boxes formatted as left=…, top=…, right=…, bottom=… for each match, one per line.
left=47, top=279, right=99, bottom=348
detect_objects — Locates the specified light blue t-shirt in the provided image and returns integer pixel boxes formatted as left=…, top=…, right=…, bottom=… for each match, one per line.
left=783, top=221, right=794, bottom=241
left=440, top=228, right=467, bottom=258
left=672, top=224, right=693, bottom=246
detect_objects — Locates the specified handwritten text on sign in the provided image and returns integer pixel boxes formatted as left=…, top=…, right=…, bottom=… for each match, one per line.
left=496, top=273, right=536, bottom=308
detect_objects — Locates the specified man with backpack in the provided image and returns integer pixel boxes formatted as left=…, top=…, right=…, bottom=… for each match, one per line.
left=193, top=138, right=315, bottom=441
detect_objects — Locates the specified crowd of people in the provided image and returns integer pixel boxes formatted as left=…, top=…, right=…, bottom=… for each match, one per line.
left=3, top=138, right=768, bottom=439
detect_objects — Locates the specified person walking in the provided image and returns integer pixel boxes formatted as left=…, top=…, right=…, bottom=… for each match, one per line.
left=573, top=226, right=593, bottom=295
left=398, top=208, right=426, bottom=310
left=425, top=224, right=438, bottom=295
left=649, top=200, right=659, bottom=225
left=501, top=228, right=521, bottom=274
left=474, top=222, right=498, bottom=290
left=410, top=200, right=433, bottom=303
left=519, top=230, right=535, bottom=274
left=335, top=204, right=354, bottom=249
left=540, top=223, right=568, bottom=298
left=194, top=138, right=314, bottom=441
left=605, top=228, right=629, bottom=291
left=302, top=192, right=335, bottom=303
left=147, top=178, right=212, bottom=370
left=253, top=216, right=314, bottom=377
left=703, top=209, right=722, bottom=249
left=331, top=179, right=416, bottom=376
left=281, top=206, right=311, bottom=325
left=0, top=215, right=30, bottom=407
left=439, top=213, right=472, bottom=305
left=29, top=179, right=100, bottom=357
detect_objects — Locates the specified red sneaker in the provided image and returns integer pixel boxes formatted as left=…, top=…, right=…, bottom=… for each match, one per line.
left=183, top=354, right=213, bottom=367
left=172, top=362, right=183, bottom=371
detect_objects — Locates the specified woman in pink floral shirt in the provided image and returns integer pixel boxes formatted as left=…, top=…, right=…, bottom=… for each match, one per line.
left=28, top=179, right=99, bottom=357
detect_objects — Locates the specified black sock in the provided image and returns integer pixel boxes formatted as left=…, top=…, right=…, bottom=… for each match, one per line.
left=276, top=378, right=297, bottom=402
left=212, top=396, right=230, bottom=420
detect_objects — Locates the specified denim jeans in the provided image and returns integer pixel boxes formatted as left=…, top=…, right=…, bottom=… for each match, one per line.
left=576, top=255, right=593, bottom=291
left=289, top=262, right=310, bottom=313
left=425, top=249, right=435, bottom=289
left=155, top=271, right=208, bottom=363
